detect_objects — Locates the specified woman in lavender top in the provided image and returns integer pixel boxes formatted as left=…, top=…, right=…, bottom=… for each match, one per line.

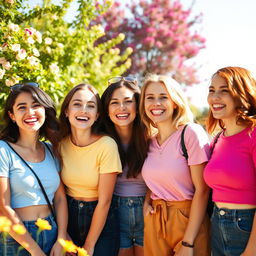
left=100, top=77, right=148, bottom=256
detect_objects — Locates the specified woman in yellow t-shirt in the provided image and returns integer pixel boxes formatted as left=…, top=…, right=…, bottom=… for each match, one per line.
left=58, top=83, right=122, bottom=256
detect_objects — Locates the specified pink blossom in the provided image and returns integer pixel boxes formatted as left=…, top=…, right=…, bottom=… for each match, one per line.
left=7, top=23, right=19, bottom=32
left=143, top=37, right=155, bottom=45
left=35, top=31, right=42, bottom=43
left=27, top=37, right=35, bottom=44
left=155, top=41, right=163, bottom=48
left=27, top=56, right=39, bottom=66
left=146, top=27, right=155, bottom=34
left=5, top=78, right=16, bottom=87
left=32, top=48, right=40, bottom=57
left=0, top=57, right=7, bottom=64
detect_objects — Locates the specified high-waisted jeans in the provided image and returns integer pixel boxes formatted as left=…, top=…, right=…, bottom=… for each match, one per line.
left=211, top=205, right=256, bottom=256
left=67, top=195, right=119, bottom=256
left=0, top=214, right=57, bottom=256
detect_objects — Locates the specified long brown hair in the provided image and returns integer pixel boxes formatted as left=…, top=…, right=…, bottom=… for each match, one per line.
left=59, top=83, right=101, bottom=140
left=206, top=67, right=256, bottom=134
left=100, top=80, right=148, bottom=178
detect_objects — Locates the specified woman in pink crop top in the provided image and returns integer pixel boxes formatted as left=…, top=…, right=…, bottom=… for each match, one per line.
left=204, top=66, right=256, bottom=256
left=139, top=74, right=210, bottom=256
left=58, top=84, right=121, bottom=256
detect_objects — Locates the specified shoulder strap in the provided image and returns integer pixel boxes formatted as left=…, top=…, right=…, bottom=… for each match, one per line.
left=210, top=131, right=222, bottom=156
left=181, top=124, right=188, bottom=160
left=5, top=141, right=55, bottom=218
left=43, top=141, right=55, bottom=159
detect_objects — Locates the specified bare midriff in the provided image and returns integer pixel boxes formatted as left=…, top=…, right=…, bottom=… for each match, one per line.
left=215, top=202, right=256, bottom=209
left=15, top=205, right=51, bottom=221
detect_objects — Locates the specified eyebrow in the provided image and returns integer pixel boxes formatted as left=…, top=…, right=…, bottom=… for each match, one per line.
left=209, top=85, right=228, bottom=89
left=16, top=100, right=37, bottom=108
left=71, top=99, right=97, bottom=104
left=145, top=93, right=168, bottom=95
left=110, top=96, right=133, bottom=100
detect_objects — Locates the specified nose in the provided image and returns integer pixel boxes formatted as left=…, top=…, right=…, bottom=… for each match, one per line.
left=119, top=102, right=126, bottom=110
left=27, top=107, right=36, bottom=114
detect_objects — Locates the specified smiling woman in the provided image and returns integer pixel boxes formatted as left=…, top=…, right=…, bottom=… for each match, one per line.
left=58, top=83, right=122, bottom=256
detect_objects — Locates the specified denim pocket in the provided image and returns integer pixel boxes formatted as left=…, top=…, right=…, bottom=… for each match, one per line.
left=236, top=216, right=253, bottom=233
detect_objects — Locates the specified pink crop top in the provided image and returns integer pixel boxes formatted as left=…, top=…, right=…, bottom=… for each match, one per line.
left=204, top=127, right=256, bottom=204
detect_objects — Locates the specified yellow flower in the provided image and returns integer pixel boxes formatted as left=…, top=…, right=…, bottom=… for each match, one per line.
left=35, top=218, right=52, bottom=231
left=0, top=216, right=12, bottom=233
left=77, top=247, right=89, bottom=256
left=12, top=224, right=26, bottom=235
left=58, top=238, right=77, bottom=253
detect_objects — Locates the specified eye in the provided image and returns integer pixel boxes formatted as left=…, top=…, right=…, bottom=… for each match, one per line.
left=125, top=100, right=133, bottom=104
left=73, top=103, right=81, bottom=107
left=32, top=103, right=42, bottom=108
left=160, top=96, right=168, bottom=100
left=221, top=89, right=230, bottom=93
left=88, top=104, right=96, bottom=108
left=145, top=96, right=154, bottom=100
left=110, top=101, right=118, bottom=105
left=17, top=106, right=26, bottom=110
left=208, top=88, right=214, bottom=93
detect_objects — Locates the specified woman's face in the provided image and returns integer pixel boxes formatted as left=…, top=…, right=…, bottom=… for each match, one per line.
left=8, top=92, right=46, bottom=133
left=207, top=74, right=237, bottom=123
left=108, top=87, right=137, bottom=129
left=144, top=82, right=176, bottom=126
left=65, top=88, right=98, bottom=132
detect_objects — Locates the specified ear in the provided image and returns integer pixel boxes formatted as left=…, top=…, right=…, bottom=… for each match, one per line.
left=8, top=111, right=15, bottom=122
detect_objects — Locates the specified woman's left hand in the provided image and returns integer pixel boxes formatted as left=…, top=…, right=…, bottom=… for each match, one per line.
left=175, top=246, right=194, bottom=256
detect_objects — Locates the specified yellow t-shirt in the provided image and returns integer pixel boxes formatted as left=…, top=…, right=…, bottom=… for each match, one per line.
left=60, top=136, right=122, bottom=198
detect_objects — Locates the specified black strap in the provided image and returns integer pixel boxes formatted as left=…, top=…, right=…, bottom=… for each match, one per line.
left=210, top=131, right=222, bottom=157
left=181, top=124, right=188, bottom=160
left=5, top=141, right=56, bottom=218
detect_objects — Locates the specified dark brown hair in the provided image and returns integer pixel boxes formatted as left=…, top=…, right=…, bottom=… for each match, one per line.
left=0, top=84, right=60, bottom=155
left=100, top=80, right=148, bottom=178
left=59, top=83, right=101, bottom=140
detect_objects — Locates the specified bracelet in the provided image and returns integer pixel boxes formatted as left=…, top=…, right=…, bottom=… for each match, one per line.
left=181, top=241, right=194, bottom=248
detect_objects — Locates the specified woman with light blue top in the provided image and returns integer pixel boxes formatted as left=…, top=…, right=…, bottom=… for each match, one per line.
left=0, top=83, right=68, bottom=256
left=100, top=77, right=148, bottom=256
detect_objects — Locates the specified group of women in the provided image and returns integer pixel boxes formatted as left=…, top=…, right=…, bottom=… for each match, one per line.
left=0, top=66, right=255, bottom=256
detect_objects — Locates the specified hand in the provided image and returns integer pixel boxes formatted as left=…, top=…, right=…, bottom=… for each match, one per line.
left=241, top=249, right=256, bottom=256
left=143, top=201, right=155, bottom=216
left=175, top=245, right=194, bottom=256
left=83, top=244, right=94, bottom=256
left=50, top=241, right=63, bottom=256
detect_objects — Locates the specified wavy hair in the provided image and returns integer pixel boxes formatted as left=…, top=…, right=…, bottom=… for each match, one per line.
left=0, top=84, right=60, bottom=156
left=206, top=66, right=256, bottom=134
left=100, top=80, right=148, bottom=178
left=139, top=74, right=194, bottom=137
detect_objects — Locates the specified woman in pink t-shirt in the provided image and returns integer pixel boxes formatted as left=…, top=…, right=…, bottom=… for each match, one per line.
left=204, top=66, right=256, bottom=256
left=139, top=74, right=210, bottom=256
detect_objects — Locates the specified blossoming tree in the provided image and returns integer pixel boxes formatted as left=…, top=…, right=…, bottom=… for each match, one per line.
left=96, top=0, right=205, bottom=85
left=0, top=0, right=132, bottom=110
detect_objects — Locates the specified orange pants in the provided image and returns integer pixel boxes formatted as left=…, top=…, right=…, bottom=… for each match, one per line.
left=144, top=199, right=210, bottom=256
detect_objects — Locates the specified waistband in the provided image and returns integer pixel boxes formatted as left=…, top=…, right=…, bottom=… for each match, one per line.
left=113, top=195, right=145, bottom=204
left=213, top=205, right=256, bottom=219
left=152, top=199, right=192, bottom=239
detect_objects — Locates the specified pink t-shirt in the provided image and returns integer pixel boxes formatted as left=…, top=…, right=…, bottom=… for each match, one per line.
left=204, top=127, right=256, bottom=204
left=142, top=123, right=210, bottom=201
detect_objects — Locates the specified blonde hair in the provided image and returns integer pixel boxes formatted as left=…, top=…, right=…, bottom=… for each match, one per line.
left=139, top=74, right=194, bottom=136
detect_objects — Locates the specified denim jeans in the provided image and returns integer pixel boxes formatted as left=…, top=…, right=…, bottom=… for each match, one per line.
left=113, top=195, right=144, bottom=248
left=0, top=214, right=57, bottom=256
left=67, top=195, right=119, bottom=256
left=211, top=205, right=255, bottom=256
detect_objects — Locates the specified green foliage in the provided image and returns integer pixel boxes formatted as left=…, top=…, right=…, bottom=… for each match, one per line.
left=0, top=0, right=132, bottom=111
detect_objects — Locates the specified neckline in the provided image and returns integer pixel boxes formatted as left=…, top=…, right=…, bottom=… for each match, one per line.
left=68, top=135, right=104, bottom=148
left=221, top=126, right=250, bottom=139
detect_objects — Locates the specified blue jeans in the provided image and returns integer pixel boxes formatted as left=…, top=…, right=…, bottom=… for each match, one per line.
left=113, top=195, right=144, bottom=249
left=67, top=195, right=119, bottom=256
left=211, top=205, right=255, bottom=256
left=0, top=214, right=57, bottom=256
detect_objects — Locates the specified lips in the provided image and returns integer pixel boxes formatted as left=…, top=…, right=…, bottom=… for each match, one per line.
left=24, top=117, right=38, bottom=123
left=116, top=113, right=129, bottom=119
left=212, top=104, right=225, bottom=111
left=76, top=116, right=89, bottom=121
left=151, top=109, right=164, bottom=116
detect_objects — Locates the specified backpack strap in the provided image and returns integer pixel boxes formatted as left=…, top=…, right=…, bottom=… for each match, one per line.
left=181, top=124, right=189, bottom=160
left=210, top=131, right=222, bottom=157
left=43, top=141, right=55, bottom=159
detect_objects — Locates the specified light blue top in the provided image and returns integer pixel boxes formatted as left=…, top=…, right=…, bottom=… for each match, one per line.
left=0, top=140, right=60, bottom=209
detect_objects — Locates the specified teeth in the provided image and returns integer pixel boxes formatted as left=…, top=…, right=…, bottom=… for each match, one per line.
left=116, top=114, right=129, bottom=118
left=76, top=116, right=89, bottom=121
left=213, top=104, right=225, bottom=108
left=24, top=118, right=37, bottom=123
left=151, top=110, right=164, bottom=115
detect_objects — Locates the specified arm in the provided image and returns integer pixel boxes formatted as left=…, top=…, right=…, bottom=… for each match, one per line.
left=143, top=189, right=154, bottom=216
left=0, top=177, right=46, bottom=256
left=50, top=180, right=68, bottom=256
left=175, top=162, right=209, bottom=256
left=83, top=173, right=117, bottom=255
left=241, top=213, right=256, bottom=255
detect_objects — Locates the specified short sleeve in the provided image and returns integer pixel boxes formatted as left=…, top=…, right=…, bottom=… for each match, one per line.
left=0, top=141, right=11, bottom=178
left=185, top=124, right=210, bottom=165
left=251, top=129, right=256, bottom=170
left=98, top=137, right=122, bottom=174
